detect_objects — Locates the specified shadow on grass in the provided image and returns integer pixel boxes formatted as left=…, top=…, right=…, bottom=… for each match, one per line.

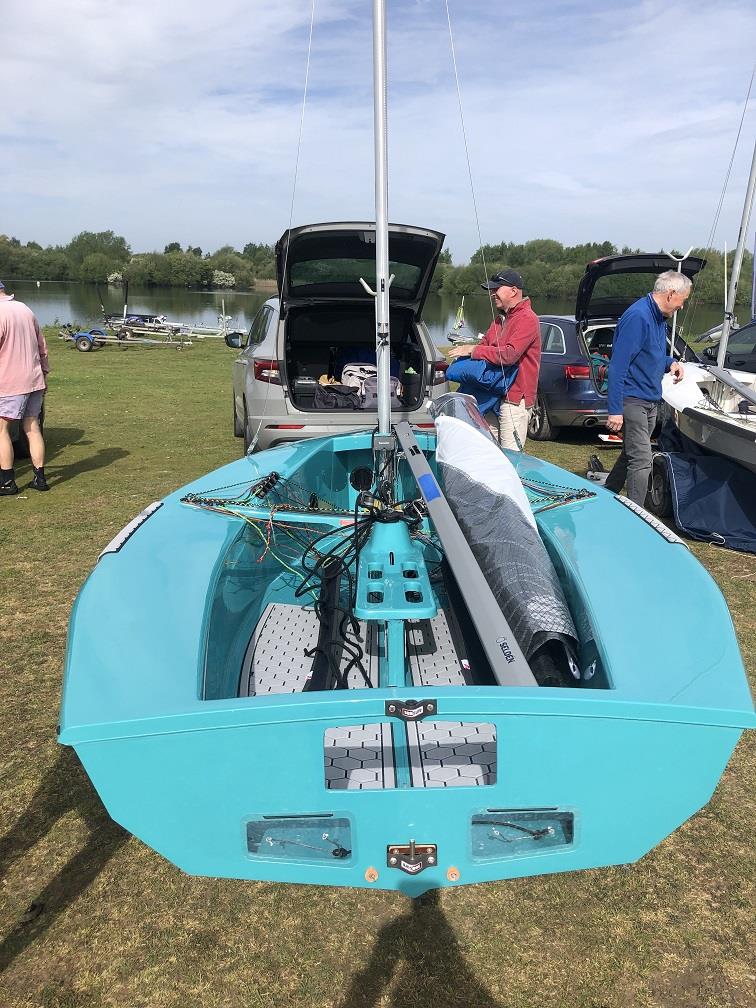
left=37, top=439, right=132, bottom=489
left=12, top=426, right=86, bottom=465
left=45, top=426, right=88, bottom=461
left=338, top=889, right=502, bottom=1008
left=45, top=445, right=130, bottom=488
left=0, top=747, right=129, bottom=973
left=13, top=426, right=130, bottom=487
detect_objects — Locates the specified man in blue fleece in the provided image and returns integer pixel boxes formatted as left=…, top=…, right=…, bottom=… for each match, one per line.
left=604, top=271, right=691, bottom=505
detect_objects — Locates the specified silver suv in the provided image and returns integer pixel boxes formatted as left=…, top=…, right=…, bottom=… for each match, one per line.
left=228, top=222, right=450, bottom=452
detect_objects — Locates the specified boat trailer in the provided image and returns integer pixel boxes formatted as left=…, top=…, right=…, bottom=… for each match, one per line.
left=59, top=324, right=193, bottom=351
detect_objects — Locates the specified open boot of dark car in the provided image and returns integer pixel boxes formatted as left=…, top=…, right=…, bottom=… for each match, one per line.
left=532, top=254, right=705, bottom=441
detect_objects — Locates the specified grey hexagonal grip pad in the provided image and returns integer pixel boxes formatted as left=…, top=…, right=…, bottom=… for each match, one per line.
left=324, top=723, right=396, bottom=790
left=407, top=721, right=497, bottom=787
left=240, top=604, right=377, bottom=695
left=406, top=613, right=468, bottom=687
left=241, top=606, right=466, bottom=696
left=324, top=720, right=496, bottom=790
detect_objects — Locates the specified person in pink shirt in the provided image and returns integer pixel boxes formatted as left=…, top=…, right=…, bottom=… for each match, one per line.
left=0, top=282, right=50, bottom=493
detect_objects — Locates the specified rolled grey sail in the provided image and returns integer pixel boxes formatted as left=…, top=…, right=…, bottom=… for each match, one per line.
left=433, top=404, right=579, bottom=685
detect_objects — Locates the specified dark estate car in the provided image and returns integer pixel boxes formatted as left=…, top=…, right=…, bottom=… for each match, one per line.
left=701, top=318, right=756, bottom=372
left=529, top=253, right=705, bottom=440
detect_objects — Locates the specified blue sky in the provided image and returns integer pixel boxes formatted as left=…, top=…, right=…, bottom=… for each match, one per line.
left=2, top=0, right=755, bottom=261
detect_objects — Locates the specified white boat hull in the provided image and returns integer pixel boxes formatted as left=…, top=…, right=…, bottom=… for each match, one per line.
left=662, top=364, right=756, bottom=473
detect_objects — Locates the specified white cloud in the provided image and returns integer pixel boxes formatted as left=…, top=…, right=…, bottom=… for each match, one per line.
left=2, top=0, right=755, bottom=260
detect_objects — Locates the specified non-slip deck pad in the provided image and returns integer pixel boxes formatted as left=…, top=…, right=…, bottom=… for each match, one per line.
left=244, top=606, right=497, bottom=790
left=406, top=612, right=468, bottom=687
left=239, top=604, right=378, bottom=695
left=324, top=723, right=396, bottom=790
left=324, top=720, right=497, bottom=790
left=241, top=606, right=467, bottom=695
left=407, top=721, right=497, bottom=788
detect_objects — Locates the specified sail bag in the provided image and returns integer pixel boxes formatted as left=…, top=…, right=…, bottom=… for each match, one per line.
left=434, top=415, right=578, bottom=673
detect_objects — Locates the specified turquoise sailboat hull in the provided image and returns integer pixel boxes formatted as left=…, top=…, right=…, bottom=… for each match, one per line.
left=59, top=428, right=755, bottom=895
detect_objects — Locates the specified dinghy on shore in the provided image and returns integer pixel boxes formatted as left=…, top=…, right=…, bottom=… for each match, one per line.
left=59, top=0, right=754, bottom=894
left=59, top=393, right=754, bottom=893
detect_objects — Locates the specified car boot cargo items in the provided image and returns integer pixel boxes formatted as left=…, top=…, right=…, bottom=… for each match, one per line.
left=313, top=384, right=362, bottom=410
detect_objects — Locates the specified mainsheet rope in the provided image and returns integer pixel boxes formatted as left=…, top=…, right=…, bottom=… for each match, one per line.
left=682, top=61, right=755, bottom=341
left=247, top=0, right=318, bottom=452
left=443, top=0, right=492, bottom=312
left=444, top=0, right=523, bottom=448
left=284, top=0, right=317, bottom=251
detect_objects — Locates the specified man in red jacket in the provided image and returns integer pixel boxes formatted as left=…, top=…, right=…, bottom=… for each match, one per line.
left=448, top=269, right=541, bottom=450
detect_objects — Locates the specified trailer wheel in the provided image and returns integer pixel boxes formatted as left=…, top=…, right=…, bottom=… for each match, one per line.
left=647, top=455, right=672, bottom=517
left=75, top=335, right=93, bottom=352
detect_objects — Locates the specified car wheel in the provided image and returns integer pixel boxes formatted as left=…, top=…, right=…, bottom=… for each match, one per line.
left=528, top=396, right=559, bottom=441
left=75, top=335, right=93, bottom=352
left=12, top=404, right=45, bottom=460
left=233, top=392, right=243, bottom=438
left=13, top=423, right=29, bottom=458
left=646, top=455, right=673, bottom=517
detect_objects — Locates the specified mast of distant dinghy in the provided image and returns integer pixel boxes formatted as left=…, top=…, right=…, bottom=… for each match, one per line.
left=717, top=139, right=756, bottom=368
left=665, top=247, right=693, bottom=357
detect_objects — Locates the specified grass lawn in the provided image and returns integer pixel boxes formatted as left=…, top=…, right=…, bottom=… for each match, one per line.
left=1, top=333, right=754, bottom=1008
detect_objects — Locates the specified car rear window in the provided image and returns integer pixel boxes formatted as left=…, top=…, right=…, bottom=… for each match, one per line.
left=592, top=272, right=660, bottom=301
left=290, top=258, right=422, bottom=298
left=585, top=325, right=615, bottom=354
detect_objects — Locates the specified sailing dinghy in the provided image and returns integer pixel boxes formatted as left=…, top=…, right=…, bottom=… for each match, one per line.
left=59, top=1, right=754, bottom=895
left=662, top=140, right=756, bottom=475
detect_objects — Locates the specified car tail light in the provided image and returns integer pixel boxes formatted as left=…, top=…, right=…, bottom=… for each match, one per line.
left=564, top=364, right=592, bottom=380
left=432, top=361, right=448, bottom=386
left=265, top=424, right=305, bottom=430
left=253, top=359, right=282, bottom=384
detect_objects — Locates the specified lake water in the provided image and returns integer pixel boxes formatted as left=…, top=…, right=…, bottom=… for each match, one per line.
left=8, top=280, right=726, bottom=345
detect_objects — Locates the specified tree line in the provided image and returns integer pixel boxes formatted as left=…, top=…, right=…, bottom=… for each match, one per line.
left=0, top=232, right=276, bottom=289
left=433, top=239, right=754, bottom=308
left=0, top=231, right=751, bottom=306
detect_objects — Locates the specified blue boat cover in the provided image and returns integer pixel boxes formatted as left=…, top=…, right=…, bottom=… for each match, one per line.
left=656, top=421, right=756, bottom=554
left=446, top=357, right=518, bottom=415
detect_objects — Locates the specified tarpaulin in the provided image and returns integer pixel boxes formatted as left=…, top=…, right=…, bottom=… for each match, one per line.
left=656, top=421, right=756, bottom=553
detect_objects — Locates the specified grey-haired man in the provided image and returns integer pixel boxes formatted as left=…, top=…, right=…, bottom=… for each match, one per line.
left=604, top=271, right=691, bottom=505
